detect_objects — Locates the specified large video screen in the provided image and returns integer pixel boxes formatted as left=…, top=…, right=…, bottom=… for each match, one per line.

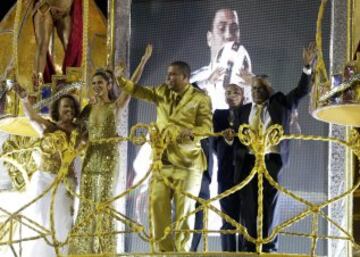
left=128, top=0, right=330, bottom=254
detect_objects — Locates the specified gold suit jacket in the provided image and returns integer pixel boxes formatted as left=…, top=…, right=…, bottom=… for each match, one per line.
left=118, top=78, right=212, bottom=171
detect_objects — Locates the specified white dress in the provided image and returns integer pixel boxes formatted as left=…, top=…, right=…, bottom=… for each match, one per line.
left=2, top=130, right=77, bottom=257
left=21, top=171, right=75, bottom=257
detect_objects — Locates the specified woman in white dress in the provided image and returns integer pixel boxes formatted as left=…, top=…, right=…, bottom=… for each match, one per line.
left=11, top=84, right=82, bottom=257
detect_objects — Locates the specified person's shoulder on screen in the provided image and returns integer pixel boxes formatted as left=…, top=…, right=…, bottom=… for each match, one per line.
left=192, top=86, right=212, bottom=110
left=191, top=84, right=208, bottom=96
left=190, top=65, right=210, bottom=83
left=191, top=65, right=210, bottom=75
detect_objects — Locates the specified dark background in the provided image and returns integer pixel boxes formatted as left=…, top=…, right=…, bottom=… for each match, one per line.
left=0, top=0, right=332, bottom=254
left=129, top=0, right=330, bottom=193
left=128, top=0, right=331, bottom=254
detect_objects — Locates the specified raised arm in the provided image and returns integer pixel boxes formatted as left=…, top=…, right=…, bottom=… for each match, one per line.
left=190, top=67, right=225, bottom=91
left=115, top=44, right=153, bottom=109
left=131, top=44, right=153, bottom=84
left=13, top=83, right=53, bottom=135
left=285, top=42, right=316, bottom=105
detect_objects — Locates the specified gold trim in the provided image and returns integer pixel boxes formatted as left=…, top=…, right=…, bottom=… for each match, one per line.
left=2, top=123, right=360, bottom=254
left=12, top=0, right=23, bottom=115
left=107, top=0, right=116, bottom=69
left=13, top=1, right=22, bottom=80
left=82, top=0, right=89, bottom=106
left=347, top=0, right=352, bottom=61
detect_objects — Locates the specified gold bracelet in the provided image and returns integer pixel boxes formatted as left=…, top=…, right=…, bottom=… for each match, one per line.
left=117, top=76, right=129, bottom=87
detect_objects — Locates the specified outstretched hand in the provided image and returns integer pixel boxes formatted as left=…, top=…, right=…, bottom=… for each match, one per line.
left=142, top=44, right=153, bottom=62
left=303, top=41, right=317, bottom=67
left=236, top=68, right=254, bottom=86
left=208, top=66, right=225, bottom=85
left=114, top=62, right=126, bottom=78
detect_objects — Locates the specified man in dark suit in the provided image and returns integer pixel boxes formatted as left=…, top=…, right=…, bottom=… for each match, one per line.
left=234, top=42, right=316, bottom=252
left=213, top=84, right=244, bottom=251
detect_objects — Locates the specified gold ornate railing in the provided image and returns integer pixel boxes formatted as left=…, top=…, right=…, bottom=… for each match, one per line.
left=0, top=122, right=360, bottom=257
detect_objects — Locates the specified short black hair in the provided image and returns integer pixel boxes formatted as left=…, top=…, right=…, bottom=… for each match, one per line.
left=209, top=8, right=239, bottom=31
left=50, top=94, right=80, bottom=121
left=170, top=61, right=191, bottom=79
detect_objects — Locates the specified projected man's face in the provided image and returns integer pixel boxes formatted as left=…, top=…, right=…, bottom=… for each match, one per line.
left=207, top=9, right=240, bottom=62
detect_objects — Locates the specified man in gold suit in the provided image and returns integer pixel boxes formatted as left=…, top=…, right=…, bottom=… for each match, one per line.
left=117, top=61, right=212, bottom=252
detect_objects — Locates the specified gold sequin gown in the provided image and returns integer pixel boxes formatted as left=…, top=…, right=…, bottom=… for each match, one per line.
left=69, top=102, right=118, bottom=254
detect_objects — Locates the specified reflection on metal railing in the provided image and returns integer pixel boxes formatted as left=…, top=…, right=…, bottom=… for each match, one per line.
left=0, top=122, right=359, bottom=257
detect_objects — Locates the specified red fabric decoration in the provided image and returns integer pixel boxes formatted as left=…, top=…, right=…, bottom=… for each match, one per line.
left=42, top=0, right=83, bottom=82
left=62, top=0, right=83, bottom=72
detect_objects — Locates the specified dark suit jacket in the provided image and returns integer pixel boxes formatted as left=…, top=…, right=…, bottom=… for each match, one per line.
left=234, top=72, right=311, bottom=182
left=200, top=138, right=212, bottom=182
left=213, top=108, right=240, bottom=183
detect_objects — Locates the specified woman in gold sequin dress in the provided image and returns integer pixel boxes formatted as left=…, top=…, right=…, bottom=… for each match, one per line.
left=69, top=45, right=152, bottom=254
left=12, top=84, right=81, bottom=257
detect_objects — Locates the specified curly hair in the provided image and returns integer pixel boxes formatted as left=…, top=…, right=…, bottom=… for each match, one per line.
left=50, top=94, right=80, bottom=121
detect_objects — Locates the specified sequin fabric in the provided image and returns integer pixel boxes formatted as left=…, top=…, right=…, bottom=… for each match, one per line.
left=38, top=129, right=77, bottom=173
left=69, top=102, right=118, bottom=254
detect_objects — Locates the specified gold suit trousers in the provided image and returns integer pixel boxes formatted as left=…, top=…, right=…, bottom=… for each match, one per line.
left=150, top=165, right=203, bottom=252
